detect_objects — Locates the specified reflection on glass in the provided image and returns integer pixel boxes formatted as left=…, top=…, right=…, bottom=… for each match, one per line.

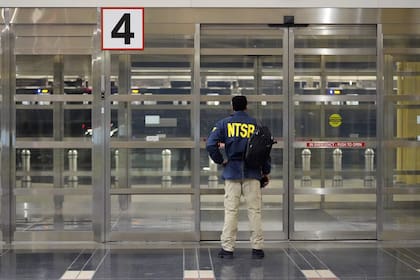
left=201, top=56, right=283, bottom=97
left=294, top=194, right=376, bottom=232
left=16, top=195, right=92, bottom=231
left=111, top=148, right=192, bottom=188
left=294, top=55, right=376, bottom=96
left=130, top=108, right=191, bottom=139
left=110, top=195, right=194, bottom=232
left=201, top=27, right=282, bottom=49
left=294, top=101, right=376, bottom=139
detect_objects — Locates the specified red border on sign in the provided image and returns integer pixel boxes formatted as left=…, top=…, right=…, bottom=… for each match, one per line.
left=101, top=7, right=145, bottom=51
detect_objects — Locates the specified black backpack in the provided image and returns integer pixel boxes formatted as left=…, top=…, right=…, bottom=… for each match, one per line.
left=244, top=125, right=276, bottom=169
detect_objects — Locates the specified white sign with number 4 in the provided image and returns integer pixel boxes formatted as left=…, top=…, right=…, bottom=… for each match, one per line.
left=101, top=8, right=144, bottom=50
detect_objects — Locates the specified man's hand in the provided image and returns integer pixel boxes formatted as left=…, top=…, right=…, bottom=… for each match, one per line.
left=260, top=174, right=269, bottom=188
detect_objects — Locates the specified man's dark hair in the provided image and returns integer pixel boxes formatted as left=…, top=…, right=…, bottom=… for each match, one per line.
left=232, top=95, right=247, bottom=111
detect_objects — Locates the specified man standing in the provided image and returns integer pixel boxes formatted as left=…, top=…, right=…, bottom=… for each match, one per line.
left=206, top=95, right=270, bottom=259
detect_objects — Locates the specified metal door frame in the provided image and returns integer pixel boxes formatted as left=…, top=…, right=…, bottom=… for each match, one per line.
left=0, top=8, right=16, bottom=243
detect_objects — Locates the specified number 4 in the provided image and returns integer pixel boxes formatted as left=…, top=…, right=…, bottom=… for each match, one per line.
left=111, top=13, right=135, bottom=45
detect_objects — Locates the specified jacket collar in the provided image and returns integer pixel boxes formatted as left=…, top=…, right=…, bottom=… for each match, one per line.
left=232, top=111, right=248, bottom=116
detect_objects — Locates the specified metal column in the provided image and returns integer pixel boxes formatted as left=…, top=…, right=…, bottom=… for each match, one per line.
left=92, top=8, right=111, bottom=242
left=192, top=23, right=201, bottom=241
left=376, top=24, right=384, bottom=240
left=117, top=54, right=131, bottom=211
left=285, top=28, right=292, bottom=239
left=52, top=55, right=65, bottom=229
left=0, top=8, right=17, bottom=243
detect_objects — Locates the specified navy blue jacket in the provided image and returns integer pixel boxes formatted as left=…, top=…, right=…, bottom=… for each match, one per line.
left=206, top=111, right=271, bottom=180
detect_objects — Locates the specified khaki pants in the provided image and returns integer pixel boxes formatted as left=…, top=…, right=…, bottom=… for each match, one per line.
left=221, top=179, right=263, bottom=251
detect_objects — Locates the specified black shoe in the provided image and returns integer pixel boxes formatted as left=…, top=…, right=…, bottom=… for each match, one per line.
left=251, top=249, right=265, bottom=259
left=218, top=248, right=234, bottom=259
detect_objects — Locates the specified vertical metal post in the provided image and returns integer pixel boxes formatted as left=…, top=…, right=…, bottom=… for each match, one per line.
left=254, top=57, right=261, bottom=99
left=332, top=148, right=343, bottom=187
left=21, top=149, right=31, bottom=188
left=208, top=157, right=218, bottom=188
left=192, top=23, right=201, bottom=241
left=1, top=8, right=17, bottom=243
left=68, top=150, right=78, bottom=188
left=364, top=148, right=375, bottom=187
left=301, top=149, right=311, bottom=187
left=52, top=55, right=65, bottom=229
left=320, top=56, right=327, bottom=192
left=117, top=54, right=131, bottom=211
left=162, top=149, right=172, bottom=187
left=286, top=27, right=293, bottom=239
left=383, top=54, right=394, bottom=214
left=377, top=24, right=385, bottom=239
left=92, top=8, right=111, bottom=242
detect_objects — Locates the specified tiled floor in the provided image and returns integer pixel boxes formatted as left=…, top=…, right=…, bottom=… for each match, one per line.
left=1, top=242, right=420, bottom=279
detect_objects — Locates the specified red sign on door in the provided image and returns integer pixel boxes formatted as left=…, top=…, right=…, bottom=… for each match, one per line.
left=306, top=141, right=366, bottom=148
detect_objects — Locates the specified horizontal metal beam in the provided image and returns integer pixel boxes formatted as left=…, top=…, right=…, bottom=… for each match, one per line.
left=110, top=231, right=197, bottom=241
left=110, top=94, right=193, bottom=102
left=201, top=48, right=283, bottom=56
left=16, top=140, right=92, bottom=149
left=110, top=140, right=195, bottom=149
left=15, top=94, right=93, bottom=102
left=294, top=187, right=376, bottom=195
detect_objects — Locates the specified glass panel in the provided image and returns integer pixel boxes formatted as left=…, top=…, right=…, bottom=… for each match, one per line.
left=201, top=56, right=255, bottom=96
left=294, top=194, right=376, bottom=232
left=109, top=22, right=195, bottom=239
left=200, top=25, right=285, bottom=240
left=201, top=26, right=282, bottom=49
left=295, top=32, right=376, bottom=49
left=16, top=106, right=92, bottom=138
left=129, top=108, right=191, bottom=139
left=295, top=54, right=377, bottom=96
left=200, top=56, right=283, bottom=97
left=262, top=56, right=283, bottom=96
left=16, top=193, right=91, bottom=231
left=16, top=108, right=53, bottom=137
left=383, top=29, right=420, bottom=237
left=295, top=101, right=376, bottom=139
left=293, top=26, right=377, bottom=239
left=15, top=54, right=93, bottom=235
left=110, top=195, right=194, bottom=232
left=111, top=148, right=191, bottom=188
left=145, top=24, right=194, bottom=48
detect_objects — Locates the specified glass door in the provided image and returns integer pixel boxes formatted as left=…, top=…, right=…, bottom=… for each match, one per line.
left=108, top=23, right=197, bottom=241
left=200, top=25, right=287, bottom=240
left=12, top=8, right=96, bottom=241
left=382, top=24, right=420, bottom=240
left=290, top=26, right=378, bottom=240
left=200, top=24, right=378, bottom=241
